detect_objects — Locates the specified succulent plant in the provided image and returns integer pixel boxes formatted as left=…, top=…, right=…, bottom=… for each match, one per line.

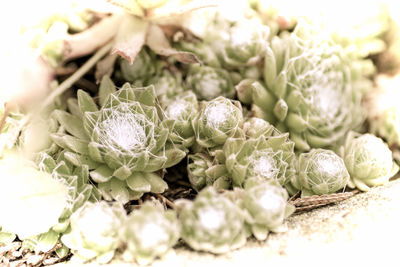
left=187, top=152, right=231, bottom=192
left=148, top=69, right=185, bottom=104
left=294, top=149, right=350, bottom=196
left=162, top=91, right=198, bottom=147
left=122, top=201, right=180, bottom=265
left=120, top=47, right=159, bottom=84
left=240, top=177, right=295, bottom=241
left=51, top=76, right=187, bottom=203
left=237, top=25, right=367, bottom=151
left=339, top=132, right=399, bottom=191
left=192, top=96, right=243, bottom=149
left=190, top=118, right=296, bottom=193
left=365, top=74, right=400, bottom=147
left=175, top=40, right=222, bottom=68
left=61, top=201, right=125, bottom=263
left=216, top=18, right=270, bottom=68
left=175, top=187, right=248, bottom=254
left=185, top=64, right=235, bottom=101
left=36, top=152, right=100, bottom=233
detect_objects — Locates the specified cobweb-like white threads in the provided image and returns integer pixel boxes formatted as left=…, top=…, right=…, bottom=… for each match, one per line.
left=165, top=100, right=189, bottom=120
left=100, top=112, right=146, bottom=151
left=197, top=71, right=227, bottom=100
left=251, top=153, right=279, bottom=180
left=353, top=135, right=393, bottom=175
left=308, top=152, right=345, bottom=186
left=96, top=103, right=150, bottom=152
left=204, top=102, right=230, bottom=128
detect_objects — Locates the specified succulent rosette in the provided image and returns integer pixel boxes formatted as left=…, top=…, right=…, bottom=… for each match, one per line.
left=187, top=152, right=231, bottom=192
left=216, top=18, right=270, bottom=68
left=192, top=96, right=243, bottom=149
left=175, top=187, right=248, bottom=254
left=36, top=152, right=100, bottom=234
left=122, top=201, right=180, bottom=265
left=119, top=47, right=159, bottom=84
left=185, top=64, right=235, bottom=101
left=339, top=132, right=399, bottom=191
left=148, top=69, right=185, bottom=103
left=240, top=177, right=295, bottom=241
left=162, top=91, right=198, bottom=147
left=294, top=149, right=350, bottom=196
left=61, top=201, right=125, bottom=263
left=194, top=118, right=296, bottom=193
left=224, top=118, right=296, bottom=189
left=51, top=76, right=186, bottom=203
left=237, top=24, right=366, bottom=151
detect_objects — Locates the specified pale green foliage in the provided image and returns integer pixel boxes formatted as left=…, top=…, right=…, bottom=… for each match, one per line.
left=162, top=91, right=199, bottom=147
left=122, top=201, right=180, bottom=265
left=51, top=77, right=186, bottom=203
left=295, top=149, right=350, bottom=196
left=216, top=18, right=270, bottom=67
left=192, top=96, right=243, bottom=148
left=185, top=64, right=235, bottom=101
left=148, top=69, right=185, bottom=103
left=238, top=177, right=295, bottom=241
left=237, top=23, right=367, bottom=151
left=340, top=132, right=399, bottom=191
left=176, top=187, right=248, bottom=254
left=61, top=201, right=125, bottom=263
left=120, top=48, right=159, bottom=83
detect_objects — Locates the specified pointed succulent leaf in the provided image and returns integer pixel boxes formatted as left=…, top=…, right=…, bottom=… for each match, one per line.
left=90, top=165, right=114, bottom=183
left=52, top=110, right=88, bottom=141
left=99, top=75, right=116, bottom=107
left=126, top=172, right=152, bottom=193
left=77, top=89, right=98, bottom=113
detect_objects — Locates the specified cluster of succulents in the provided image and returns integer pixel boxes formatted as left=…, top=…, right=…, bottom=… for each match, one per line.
left=2, top=0, right=400, bottom=265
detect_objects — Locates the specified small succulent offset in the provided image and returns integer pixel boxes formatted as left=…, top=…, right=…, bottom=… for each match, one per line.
left=237, top=24, right=366, bottom=151
left=36, top=152, right=100, bottom=234
left=192, top=96, right=243, bottom=149
left=240, top=177, right=295, bottom=241
left=215, top=18, right=270, bottom=68
left=148, top=69, right=185, bottom=104
left=51, top=76, right=186, bottom=203
left=61, top=201, right=125, bottom=263
left=176, top=187, right=248, bottom=254
left=122, top=201, right=180, bottom=265
left=294, top=149, right=350, bottom=196
left=185, top=64, right=235, bottom=101
left=119, top=48, right=159, bottom=84
left=187, top=152, right=231, bottom=191
left=162, top=91, right=199, bottom=148
left=223, top=118, right=296, bottom=189
left=190, top=118, right=296, bottom=193
left=339, top=132, right=399, bottom=191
